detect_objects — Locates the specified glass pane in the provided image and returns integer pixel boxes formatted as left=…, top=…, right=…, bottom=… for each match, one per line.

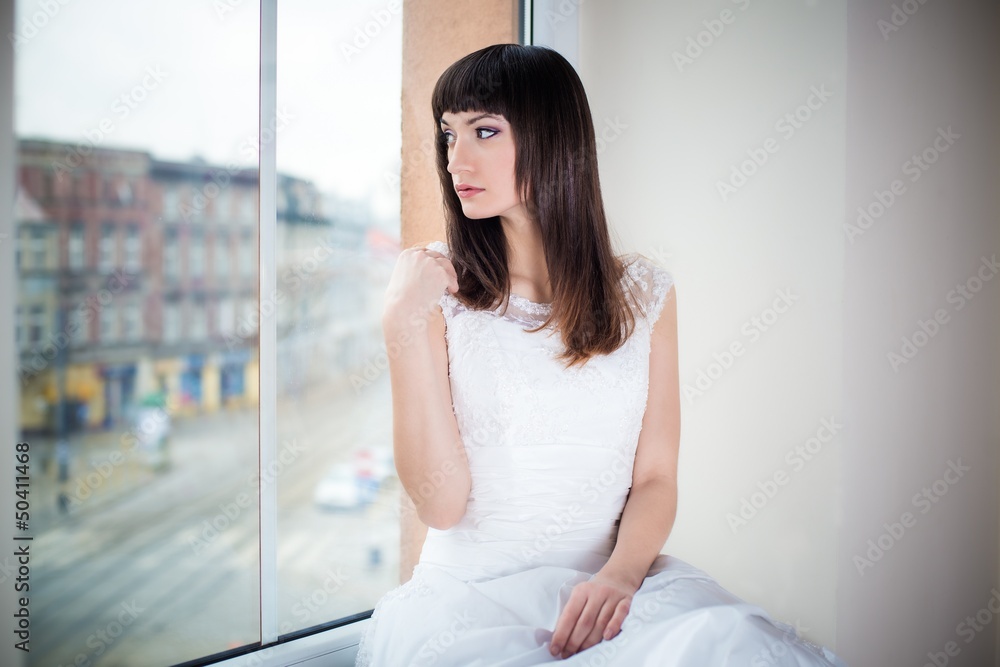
left=275, top=0, right=402, bottom=635
left=14, top=1, right=261, bottom=664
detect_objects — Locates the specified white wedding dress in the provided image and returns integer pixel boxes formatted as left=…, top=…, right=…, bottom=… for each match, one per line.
left=356, top=241, right=847, bottom=666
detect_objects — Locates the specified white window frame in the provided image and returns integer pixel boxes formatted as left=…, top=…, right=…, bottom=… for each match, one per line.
left=525, top=0, right=578, bottom=67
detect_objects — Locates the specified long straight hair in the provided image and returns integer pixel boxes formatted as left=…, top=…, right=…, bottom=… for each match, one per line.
left=431, top=44, right=641, bottom=369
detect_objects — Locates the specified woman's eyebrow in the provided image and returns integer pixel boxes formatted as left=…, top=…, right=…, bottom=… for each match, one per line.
left=438, top=113, right=502, bottom=126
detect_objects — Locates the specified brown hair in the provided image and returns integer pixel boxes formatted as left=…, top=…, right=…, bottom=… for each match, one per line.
left=431, top=43, right=641, bottom=369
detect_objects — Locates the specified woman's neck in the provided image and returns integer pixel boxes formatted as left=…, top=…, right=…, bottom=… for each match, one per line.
left=500, top=212, right=551, bottom=303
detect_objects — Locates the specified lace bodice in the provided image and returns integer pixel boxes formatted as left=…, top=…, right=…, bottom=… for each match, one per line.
left=418, top=240, right=675, bottom=582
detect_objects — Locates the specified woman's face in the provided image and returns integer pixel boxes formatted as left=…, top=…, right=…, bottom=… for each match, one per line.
left=439, top=110, right=523, bottom=221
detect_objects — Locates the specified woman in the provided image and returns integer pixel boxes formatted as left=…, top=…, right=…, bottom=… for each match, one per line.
left=357, top=44, right=846, bottom=666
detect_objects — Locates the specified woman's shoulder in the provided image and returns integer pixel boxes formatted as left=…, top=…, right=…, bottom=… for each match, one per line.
left=619, top=251, right=675, bottom=326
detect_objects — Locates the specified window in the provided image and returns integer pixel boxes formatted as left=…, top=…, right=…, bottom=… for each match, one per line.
left=215, top=233, right=230, bottom=281
left=123, top=301, right=143, bottom=342
left=190, top=229, right=205, bottom=278
left=15, top=305, right=22, bottom=348
left=29, top=225, right=48, bottom=269
left=12, top=0, right=406, bottom=664
left=239, top=233, right=254, bottom=277
left=124, top=223, right=141, bottom=272
left=163, top=300, right=180, bottom=345
left=191, top=297, right=207, bottom=340
left=164, top=228, right=180, bottom=279
left=67, top=304, right=88, bottom=347
left=215, top=187, right=232, bottom=223
left=99, top=301, right=117, bottom=343
left=219, top=297, right=235, bottom=337
left=98, top=223, right=115, bottom=272
left=28, top=303, right=45, bottom=344
left=163, top=185, right=179, bottom=222
left=14, top=4, right=261, bottom=662
left=68, top=223, right=85, bottom=270
left=239, top=189, right=255, bottom=225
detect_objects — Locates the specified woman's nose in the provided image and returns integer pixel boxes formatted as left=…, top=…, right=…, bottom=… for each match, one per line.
left=447, top=137, right=472, bottom=175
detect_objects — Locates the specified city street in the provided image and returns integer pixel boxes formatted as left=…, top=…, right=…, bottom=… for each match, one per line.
left=27, top=371, right=402, bottom=667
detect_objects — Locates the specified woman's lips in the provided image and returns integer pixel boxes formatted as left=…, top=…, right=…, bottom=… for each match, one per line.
left=457, top=188, right=484, bottom=198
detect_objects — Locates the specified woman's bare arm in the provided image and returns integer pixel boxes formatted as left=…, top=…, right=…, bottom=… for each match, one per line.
left=399, top=489, right=429, bottom=583
left=382, top=250, right=471, bottom=531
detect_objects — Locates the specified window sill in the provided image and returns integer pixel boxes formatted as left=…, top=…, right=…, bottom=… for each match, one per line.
left=212, top=617, right=367, bottom=667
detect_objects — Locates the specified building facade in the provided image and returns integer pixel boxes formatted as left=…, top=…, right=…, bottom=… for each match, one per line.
left=15, top=138, right=373, bottom=437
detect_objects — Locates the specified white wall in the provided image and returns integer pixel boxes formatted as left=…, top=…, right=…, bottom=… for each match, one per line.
left=576, top=1, right=999, bottom=665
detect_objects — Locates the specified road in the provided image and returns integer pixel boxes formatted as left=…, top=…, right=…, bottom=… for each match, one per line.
left=26, top=372, right=402, bottom=667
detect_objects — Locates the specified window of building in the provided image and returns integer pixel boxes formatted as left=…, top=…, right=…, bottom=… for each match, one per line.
left=15, top=305, right=22, bottom=347
left=215, top=187, right=232, bottom=223
left=123, top=301, right=143, bottom=342
left=99, top=301, right=117, bottom=343
left=239, top=189, right=255, bottom=225
left=163, top=185, right=179, bottom=222
left=67, top=304, right=87, bottom=347
left=163, top=300, right=180, bottom=345
left=219, top=297, right=235, bottom=337
left=29, top=225, right=48, bottom=269
left=98, top=222, right=116, bottom=272
left=68, top=222, right=85, bottom=270
left=164, top=228, right=180, bottom=280
left=239, top=233, right=254, bottom=277
left=215, top=233, right=230, bottom=281
left=191, top=297, right=207, bottom=340
left=28, top=303, right=47, bottom=345
left=190, top=229, right=205, bottom=278
left=124, top=223, right=141, bottom=272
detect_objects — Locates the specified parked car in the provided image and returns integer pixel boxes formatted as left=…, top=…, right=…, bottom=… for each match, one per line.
left=353, top=445, right=395, bottom=483
left=313, top=462, right=367, bottom=511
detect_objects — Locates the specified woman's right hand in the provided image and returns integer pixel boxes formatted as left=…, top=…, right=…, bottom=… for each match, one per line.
left=382, top=245, right=458, bottom=331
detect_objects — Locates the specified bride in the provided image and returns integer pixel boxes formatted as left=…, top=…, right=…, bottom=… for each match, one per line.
left=357, top=43, right=847, bottom=666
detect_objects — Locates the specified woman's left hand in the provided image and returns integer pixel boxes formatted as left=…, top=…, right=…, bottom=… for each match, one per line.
left=549, top=572, right=637, bottom=659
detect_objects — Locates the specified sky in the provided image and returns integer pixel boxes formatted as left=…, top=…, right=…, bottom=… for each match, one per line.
left=13, top=0, right=404, bottom=227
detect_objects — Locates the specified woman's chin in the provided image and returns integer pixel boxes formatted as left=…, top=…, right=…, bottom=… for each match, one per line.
left=460, top=207, right=497, bottom=220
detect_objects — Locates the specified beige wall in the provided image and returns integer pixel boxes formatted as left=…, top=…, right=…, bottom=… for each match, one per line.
left=577, top=0, right=999, bottom=664
left=400, top=0, right=519, bottom=251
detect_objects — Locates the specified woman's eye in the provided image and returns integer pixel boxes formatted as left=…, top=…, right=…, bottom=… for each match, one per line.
left=440, top=128, right=498, bottom=145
